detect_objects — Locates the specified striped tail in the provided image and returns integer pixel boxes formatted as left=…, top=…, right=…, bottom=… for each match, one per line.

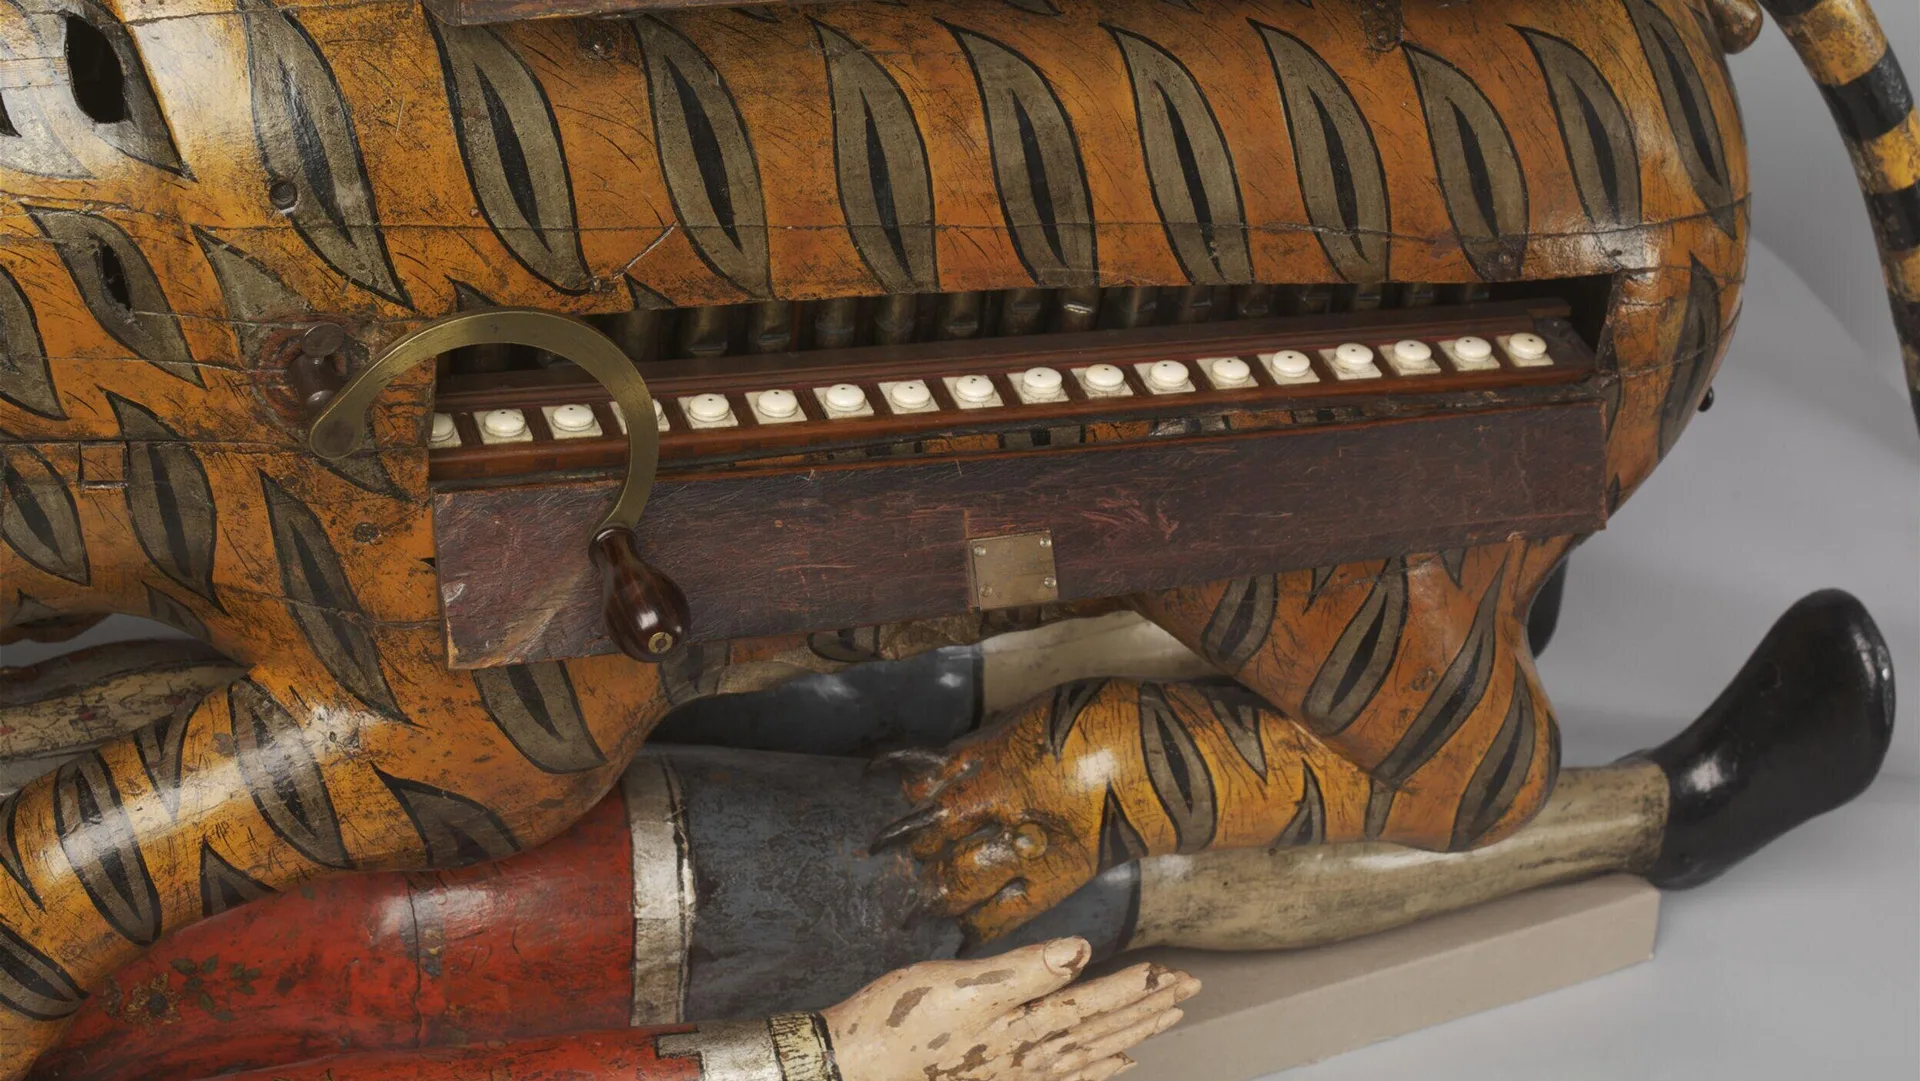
left=1757, top=0, right=1920, bottom=428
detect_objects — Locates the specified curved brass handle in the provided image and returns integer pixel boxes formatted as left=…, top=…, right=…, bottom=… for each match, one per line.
left=308, top=308, right=688, bottom=660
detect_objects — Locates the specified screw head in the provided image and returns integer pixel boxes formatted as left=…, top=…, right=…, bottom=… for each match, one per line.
left=1038, top=536, right=1052, bottom=548
left=979, top=585, right=994, bottom=597
left=647, top=631, right=675, bottom=655
left=1041, top=576, right=1057, bottom=590
left=268, top=179, right=299, bottom=210
left=974, top=545, right=988, bottom=556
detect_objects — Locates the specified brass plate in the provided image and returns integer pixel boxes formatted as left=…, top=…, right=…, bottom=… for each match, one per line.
left=967, top=531, right=1060, bottom=609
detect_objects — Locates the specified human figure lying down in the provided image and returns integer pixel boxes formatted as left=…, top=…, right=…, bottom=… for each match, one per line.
left=14, top=590, right=1892, bottom=1081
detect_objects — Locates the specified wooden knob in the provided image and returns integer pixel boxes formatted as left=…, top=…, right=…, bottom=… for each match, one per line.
left=589, top=527, right=690, bottom=662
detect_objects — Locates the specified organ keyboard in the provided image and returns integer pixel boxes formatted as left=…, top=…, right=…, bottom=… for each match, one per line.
left=427, top=297, right=1591, bottom=481
left=420, top=288, right=1611, bottom=668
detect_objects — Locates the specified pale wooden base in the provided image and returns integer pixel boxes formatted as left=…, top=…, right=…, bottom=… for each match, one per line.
left=1123, top=874, right=1659, bottom=1080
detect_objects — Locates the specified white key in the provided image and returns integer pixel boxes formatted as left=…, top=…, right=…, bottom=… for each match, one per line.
left=1380, top=339, right=1440, bottom=376
left=749, top=388, right=805, bottom=424
left=681, top=393, right=738, bottom=429
left=1322, top=342, right=1381, bottom=380
left=1259, top=349, right=1319, bottom=385
left=1138, top=359, right=1194, bottom=393
left=880, top=379, right=939, bottom=414
left=944, top=374, right=1003, bottom=409
left=817, top=383, right=874, bottom=418
left=429, top=412, right=460, bottom=448
left=1014, top=366, right=1067, bottom=404
left=1202, top=356, right=1253, bottom=388
left=1501, top=332, right=1553, bottom=367
left=652, top=399, right=668, bottom=433
left=1440, top=336, right=1499, bottom=372
left=1074, top=363, right=1132, bottom=398
left=478, top=408, right=532, bottom=444
left=544, top=403, right=603, bottom=439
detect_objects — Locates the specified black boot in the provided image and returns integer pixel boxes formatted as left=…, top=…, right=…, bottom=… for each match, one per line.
left=1641, top=590, right=1895, bottom=889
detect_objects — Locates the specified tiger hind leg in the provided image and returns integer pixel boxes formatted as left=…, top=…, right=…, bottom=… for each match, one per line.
left=872, top=539, right=1565, bottom=942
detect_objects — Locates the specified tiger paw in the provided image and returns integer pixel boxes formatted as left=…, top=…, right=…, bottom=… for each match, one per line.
left=870, top=679, right=1205, bottom=943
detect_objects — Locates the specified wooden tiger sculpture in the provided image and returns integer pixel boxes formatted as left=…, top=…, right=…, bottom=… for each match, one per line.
left=0, top=0, right=1911, bottom=1072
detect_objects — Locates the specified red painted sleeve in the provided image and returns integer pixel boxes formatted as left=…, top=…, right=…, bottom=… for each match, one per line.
left=199, top=1015, right=841, bottom=1081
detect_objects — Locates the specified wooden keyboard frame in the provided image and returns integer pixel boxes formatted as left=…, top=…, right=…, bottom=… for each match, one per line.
left=430, top=298, right=1609, bottom=668
left=429, top=299, right=1587, bottom=478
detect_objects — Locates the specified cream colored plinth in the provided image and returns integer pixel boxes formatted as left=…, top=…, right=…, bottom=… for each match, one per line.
left=1122, top=874, right=1659, bottom=1080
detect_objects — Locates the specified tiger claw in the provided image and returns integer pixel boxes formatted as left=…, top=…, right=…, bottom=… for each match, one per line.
left=869, top=746, right=949, bottom=778
left=869, top=804, right=947, bottom=854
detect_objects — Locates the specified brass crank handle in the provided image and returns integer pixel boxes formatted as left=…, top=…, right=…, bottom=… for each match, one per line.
left=307, top=308, right=689, bottom=662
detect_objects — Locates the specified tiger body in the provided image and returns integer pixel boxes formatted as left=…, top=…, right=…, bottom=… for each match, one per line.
left=10, top=0, right=1896, bottom=1068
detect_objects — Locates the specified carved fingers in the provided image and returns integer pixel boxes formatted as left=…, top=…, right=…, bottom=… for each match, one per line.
left=821, top=941, right=1198, bottom=1081
left=987, top=961, right=1199, bottom=1079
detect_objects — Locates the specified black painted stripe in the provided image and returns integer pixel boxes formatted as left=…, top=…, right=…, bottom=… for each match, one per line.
left=1820, top=51, right=1913, bottom=145
left=1867, top=182, right=1920, bottom=253
left=1891, top=289, right=1920, bottom=343
left=1758, top=0, right=1824, bottom=19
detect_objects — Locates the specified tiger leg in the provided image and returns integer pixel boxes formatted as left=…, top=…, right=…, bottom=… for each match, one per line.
left=874, top=538, right=1565, bottom=942
left=1135, top=538, right=1571, bottom=851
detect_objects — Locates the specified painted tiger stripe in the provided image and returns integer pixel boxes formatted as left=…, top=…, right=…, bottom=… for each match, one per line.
left=1856, top=109, right=1920, bottom=192
left=1757, top=0, right=1920, bottom=427
left=1777, top=1, right=1894, bottom=86
left=1867, top=182, right=1920, bottom=253
left=1818, top=51, right=1914, bottom=144
left=1891, top=244, right=1920, bottom=297
left=1893, top=290, right=1920, bottom=345
left=1759, top=0, right=1822, bottom=18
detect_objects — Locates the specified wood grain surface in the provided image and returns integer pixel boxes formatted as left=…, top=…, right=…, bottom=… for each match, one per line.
left=435, top=399, right=1607, bottom=666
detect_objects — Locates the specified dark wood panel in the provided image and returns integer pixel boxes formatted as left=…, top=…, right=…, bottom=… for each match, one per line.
left=434, top=399, right=1608, bottom=668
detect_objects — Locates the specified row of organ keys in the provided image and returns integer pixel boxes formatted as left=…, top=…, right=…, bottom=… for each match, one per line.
left=429, top=331, right=1559, bottom=450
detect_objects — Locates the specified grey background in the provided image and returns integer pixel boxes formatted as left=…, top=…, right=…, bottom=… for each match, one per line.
left=5, top=8, right=1919, bottom=1076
